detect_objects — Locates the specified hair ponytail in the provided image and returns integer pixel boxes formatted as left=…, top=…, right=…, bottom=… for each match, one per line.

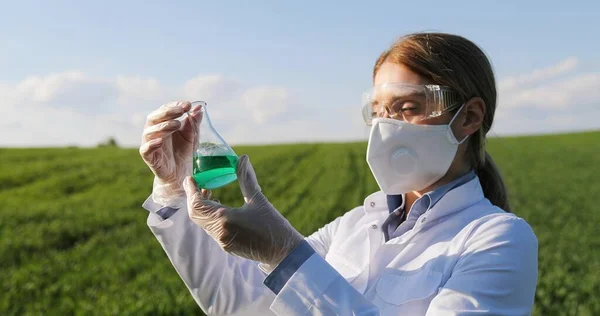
left=468, top=127, right=511, bottom=212
left=477, top=151, right=511, bottom=212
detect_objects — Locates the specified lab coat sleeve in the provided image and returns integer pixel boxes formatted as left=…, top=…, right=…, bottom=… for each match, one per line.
left=142, top=196, right=179, bottom=219
left=145, top=197, right=277, bottom=316
left=268, top=251, right=379, bottom=315
left=426, top=216, right=538, bottom=316
left=266, top=213, right=380, bottom=315
left=263, top=240, right=317, bottom=294
left=259, top=214, right=345, bottom=293
left=260, top=212, right=344, bottom=293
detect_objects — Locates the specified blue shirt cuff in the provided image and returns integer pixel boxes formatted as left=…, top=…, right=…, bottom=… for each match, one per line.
left=142, top=196, right=180, bottom=220
left=263, top=240, right=316, bottom=295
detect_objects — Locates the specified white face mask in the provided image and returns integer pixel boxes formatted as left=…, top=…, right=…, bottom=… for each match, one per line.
left=366, top=105, right=467, bottom=195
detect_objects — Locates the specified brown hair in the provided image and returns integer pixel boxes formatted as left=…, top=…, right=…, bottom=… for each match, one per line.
left=373, top=32, right=511, bottom=212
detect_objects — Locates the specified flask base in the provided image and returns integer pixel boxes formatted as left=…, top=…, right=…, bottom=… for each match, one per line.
left=193, top=169, right=238, bottom=190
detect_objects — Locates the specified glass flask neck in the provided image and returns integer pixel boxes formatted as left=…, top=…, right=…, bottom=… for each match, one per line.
left=192, top=100, right=236, bottom=156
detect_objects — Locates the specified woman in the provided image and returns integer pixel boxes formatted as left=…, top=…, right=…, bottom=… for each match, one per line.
left=139, top=32, right=538, bottom=315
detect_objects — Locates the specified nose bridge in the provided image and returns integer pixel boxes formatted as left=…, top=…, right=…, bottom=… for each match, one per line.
left=384, top=107, right=405, bottom=122
left=375, top=100, right=393, bottom=119
left=377, top=100, right=397, bottom=120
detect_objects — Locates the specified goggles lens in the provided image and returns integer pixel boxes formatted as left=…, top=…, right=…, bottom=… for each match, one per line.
left=361, top=83, right=462, bottom=125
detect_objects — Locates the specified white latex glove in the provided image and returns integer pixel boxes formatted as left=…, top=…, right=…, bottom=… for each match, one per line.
left=182, top=154, right=304, bottom=268
left=139, top=101, right=202, bottom=208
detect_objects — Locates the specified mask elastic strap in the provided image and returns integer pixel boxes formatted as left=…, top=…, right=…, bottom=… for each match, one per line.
left=448, top=103, right=468, bottom=145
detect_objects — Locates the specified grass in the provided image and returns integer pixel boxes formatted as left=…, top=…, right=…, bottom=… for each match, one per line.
left=1, top=131, right=598, bottom=315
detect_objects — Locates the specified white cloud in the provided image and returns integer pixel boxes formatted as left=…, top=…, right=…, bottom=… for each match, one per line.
left=492, top=57, right=600, bottom=136
left=0, top=83, right=16, bottom=110
left=0, top=70, right=302, bottom=147
left=183, top=74, right=242, bottom=103
left=499, top=72, right=600, bottom=109
left=0, top=106, right=137, bottom=147
left=490, top=107, right=600, bottom=137
left=222, top=114, right=363, bottom=145
left=498, top=57, right=578, bottom=92
left=116, top=75, right=165, bottom=108
left=12, top=71, right=118, bottom=111
left=241, top=86, right=288, bottom=124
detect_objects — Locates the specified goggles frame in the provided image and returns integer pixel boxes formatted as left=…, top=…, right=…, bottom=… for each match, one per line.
left=361, top=83, right=463, bottom=125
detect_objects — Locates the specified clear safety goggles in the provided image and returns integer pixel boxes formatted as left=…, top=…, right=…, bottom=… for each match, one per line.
left=361, top=83, right=463, bottom=125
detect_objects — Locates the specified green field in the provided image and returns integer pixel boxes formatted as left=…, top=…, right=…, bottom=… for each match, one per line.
left=1, top=131, right=599, bottom=315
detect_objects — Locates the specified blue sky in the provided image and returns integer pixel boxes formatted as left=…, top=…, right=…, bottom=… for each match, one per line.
left=1, top=0, right=598, bottom=146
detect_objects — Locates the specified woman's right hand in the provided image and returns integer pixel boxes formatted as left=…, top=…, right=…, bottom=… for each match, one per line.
left=139, top=101, right=203, bottom=207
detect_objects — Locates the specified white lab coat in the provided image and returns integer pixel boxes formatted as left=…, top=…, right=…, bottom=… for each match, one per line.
left=146, top=176, right=538, bottom=315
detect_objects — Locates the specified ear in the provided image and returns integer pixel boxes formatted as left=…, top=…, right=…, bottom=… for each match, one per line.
left=453, top=97, right=485, bottom=141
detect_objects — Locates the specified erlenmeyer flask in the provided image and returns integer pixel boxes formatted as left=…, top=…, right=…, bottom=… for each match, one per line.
left=190, top=101, right=239, bottom=190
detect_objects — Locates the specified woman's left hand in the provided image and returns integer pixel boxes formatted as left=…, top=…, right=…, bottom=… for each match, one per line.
left=182, top=154, right=304, bottom=268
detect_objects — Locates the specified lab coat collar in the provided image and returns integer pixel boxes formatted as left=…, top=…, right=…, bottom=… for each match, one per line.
left=363, top=176, right=485, bottom=223
left=363, top=191, right=390, bottom=214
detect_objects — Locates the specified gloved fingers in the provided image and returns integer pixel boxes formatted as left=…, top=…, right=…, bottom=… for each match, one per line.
left=236, top=155, right=262, bottom=203
left=200, top=189, right=220, bottom=203
left=189, top=101, right=203, bottom=116
left=185, top=179, right=221, bottom=206
left=145, top=101, right=191, bottom=127
left=179, top=106, right=203, bottom=144
left=183, top=176, right=200, bottom=196
left=200, top=188, right=212, bottom=200
left=143, top=120, right=182, bottom=141
left=184, top=176, right=229, bottom=225
left=189, top=198, right=228, bottom=222
left=139, top=138, right=164, bottom=163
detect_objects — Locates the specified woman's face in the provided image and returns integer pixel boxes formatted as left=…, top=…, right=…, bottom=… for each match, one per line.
left=373, top=61, right=485, bottom=182
left=372, top=61, right=454, bottom=126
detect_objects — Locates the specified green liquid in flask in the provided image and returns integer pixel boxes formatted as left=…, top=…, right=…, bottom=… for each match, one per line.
left=193, top=154, right=239, bottom=189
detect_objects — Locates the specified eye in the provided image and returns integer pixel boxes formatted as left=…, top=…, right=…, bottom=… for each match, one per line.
left=394, top=101, right=423, bottom=115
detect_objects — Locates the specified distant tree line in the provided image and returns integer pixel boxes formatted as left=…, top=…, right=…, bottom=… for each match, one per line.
left=97, top=137, right=119, bottom=148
